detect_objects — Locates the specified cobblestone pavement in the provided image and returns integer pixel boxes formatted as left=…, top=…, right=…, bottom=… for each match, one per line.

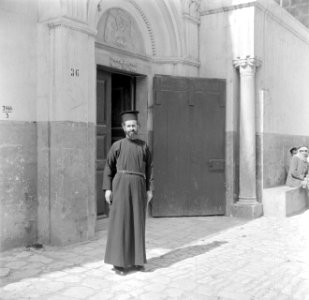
left=1, top=212, right=309, bottom=300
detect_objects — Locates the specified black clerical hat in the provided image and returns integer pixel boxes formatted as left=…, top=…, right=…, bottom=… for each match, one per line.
left=120, top=110, right=139, bottom=122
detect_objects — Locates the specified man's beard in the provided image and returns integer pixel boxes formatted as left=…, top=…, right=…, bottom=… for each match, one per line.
left=126, top=130, right=137, bottom=139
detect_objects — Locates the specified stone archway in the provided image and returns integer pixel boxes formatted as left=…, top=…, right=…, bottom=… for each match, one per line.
left=88, top=0, right=185, bottom=60
left=94, top=4, right=153, bottom=220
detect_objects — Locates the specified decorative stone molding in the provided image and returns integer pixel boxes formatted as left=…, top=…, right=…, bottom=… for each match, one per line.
left=183, top=13, right=201, bottom=25
left=182, top=0, right=201, bottom=20
left=96, top=40, right=200, bottom=69
left=233, top=55, right=262, bottom=75
left=96, top=41, right=148, bottom=61
left=109, top=56, right=137, bottom=73
left=128, top=0, right=156, bottom=56
left=47, top=17, right=97, bottom=37
left=200, top=2, right=254, bottom=16
left=103, top=8, right=143, bottom=53
left=155, top=57, right=200, bottom=68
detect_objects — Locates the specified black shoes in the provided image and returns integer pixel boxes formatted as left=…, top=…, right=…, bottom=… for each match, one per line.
left=112, top=265, right=145, bottom=276
left=112, top=266, right=126, bottom=276
left=112, top=265, right=145, bottom=275
left=133, top=265, right=145, bottom=272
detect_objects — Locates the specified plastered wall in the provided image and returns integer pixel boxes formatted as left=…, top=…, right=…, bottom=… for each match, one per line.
left=255, top=2, right=309, bottom=187
left=0, top=0, right=38, bottom=250
left=199, top=0, right=309, bottom=202
left=36, top=21, right=97, bottom=246
left=0, top=0, right=37, bottom=122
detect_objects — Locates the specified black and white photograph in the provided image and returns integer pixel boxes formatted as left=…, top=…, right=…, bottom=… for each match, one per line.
left=1, top=0, right=309, bottom=299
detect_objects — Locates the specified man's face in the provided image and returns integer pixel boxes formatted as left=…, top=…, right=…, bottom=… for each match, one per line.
left=299, top=147, right=309, bottom=158
left=122, top=120, right=138, bottom=139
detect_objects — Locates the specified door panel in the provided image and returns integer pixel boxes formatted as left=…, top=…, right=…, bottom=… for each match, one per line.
left=96, top=70, right=111, bottom=216
left=154, top=89, right=190, bottom=216
left=152, top=75, right=226, bottom=217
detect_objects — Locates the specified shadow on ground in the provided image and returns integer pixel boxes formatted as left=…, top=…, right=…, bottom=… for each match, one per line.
left=0, top=217, right=246, bottom=286
left=146, top=241, right=228, bottom=272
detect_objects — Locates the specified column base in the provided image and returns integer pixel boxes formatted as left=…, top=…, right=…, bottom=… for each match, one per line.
left=231, top=201, right=263, bottom=219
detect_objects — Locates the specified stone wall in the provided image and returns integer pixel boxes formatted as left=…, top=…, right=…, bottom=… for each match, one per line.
left=199, top=0, right=309, bottom=214
left=37, top=121, right=96, bottom=246
left=36, top=19, right=97, bottom=246
left=0, top=122, right=37, bottom=250
left=255, top=1, right=309, bottom=188
left=0, top=0, right=38, bottom=250
left=274, top=0, right=309, bottom=28
left=262, top=133, right=309, bottom=188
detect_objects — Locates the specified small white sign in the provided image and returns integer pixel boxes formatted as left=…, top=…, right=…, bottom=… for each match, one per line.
left=2, top=105, right=13, bottom=118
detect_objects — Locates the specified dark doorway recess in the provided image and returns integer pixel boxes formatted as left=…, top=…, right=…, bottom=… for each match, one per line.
left=96, top=68, right=136, bottom=217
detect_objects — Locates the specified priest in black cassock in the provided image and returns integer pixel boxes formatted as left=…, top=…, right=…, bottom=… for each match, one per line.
left=102, top=110, right=154, bottom=275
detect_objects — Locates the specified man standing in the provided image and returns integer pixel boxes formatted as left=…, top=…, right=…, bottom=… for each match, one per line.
left=103, top=110, right=153, bottom=275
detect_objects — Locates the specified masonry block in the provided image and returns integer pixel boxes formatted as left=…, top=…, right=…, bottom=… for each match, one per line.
left=262, top=185, right=309, bottom=217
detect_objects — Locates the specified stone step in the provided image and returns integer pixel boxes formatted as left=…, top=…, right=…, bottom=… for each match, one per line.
left=262, top=185, right=309, bottom=217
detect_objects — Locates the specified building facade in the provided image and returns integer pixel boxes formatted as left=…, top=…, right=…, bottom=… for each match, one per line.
left=1, top=0, right=309, bottom=250
left=274, top=0, right=309, bottom=29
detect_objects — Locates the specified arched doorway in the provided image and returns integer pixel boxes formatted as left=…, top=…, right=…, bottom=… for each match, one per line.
left=93, top=2, right=226, bottom=219
left=94, top=7, right=151, bottom=218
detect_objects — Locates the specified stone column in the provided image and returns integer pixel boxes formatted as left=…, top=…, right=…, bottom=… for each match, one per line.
left=233, top=56, right=263, bottom=218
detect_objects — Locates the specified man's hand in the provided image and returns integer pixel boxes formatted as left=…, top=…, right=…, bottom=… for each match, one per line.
left=146, top=190, right=153, bottom=204
left=105, top=190, right=112, bottom=205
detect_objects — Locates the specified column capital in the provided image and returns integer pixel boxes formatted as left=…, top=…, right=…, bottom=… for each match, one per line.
left=233, top=55, right=262, bottom=75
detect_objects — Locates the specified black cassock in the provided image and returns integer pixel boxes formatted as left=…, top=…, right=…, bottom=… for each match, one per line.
left=103, top=138, right=153, bottom=268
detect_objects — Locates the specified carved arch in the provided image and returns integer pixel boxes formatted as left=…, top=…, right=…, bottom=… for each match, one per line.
left=88, top=0, right=184, bottom=59
left=97, top=8, right=147, bottom=55
left=88, top=0, right=156, bottom=56
left=154, top=0, right=184, bottom=57
left=127, top=0, right=156, bottom=56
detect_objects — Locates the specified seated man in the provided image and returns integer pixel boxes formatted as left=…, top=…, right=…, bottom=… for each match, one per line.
left=286, top=146, right=309, bottom=187
left=285, top=146, right=298, bottom=179
left=290, top=147, right=299, bottom=156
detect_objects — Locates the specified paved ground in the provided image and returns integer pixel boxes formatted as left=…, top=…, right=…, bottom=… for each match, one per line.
left=1, top=212, right=309, bottom=300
